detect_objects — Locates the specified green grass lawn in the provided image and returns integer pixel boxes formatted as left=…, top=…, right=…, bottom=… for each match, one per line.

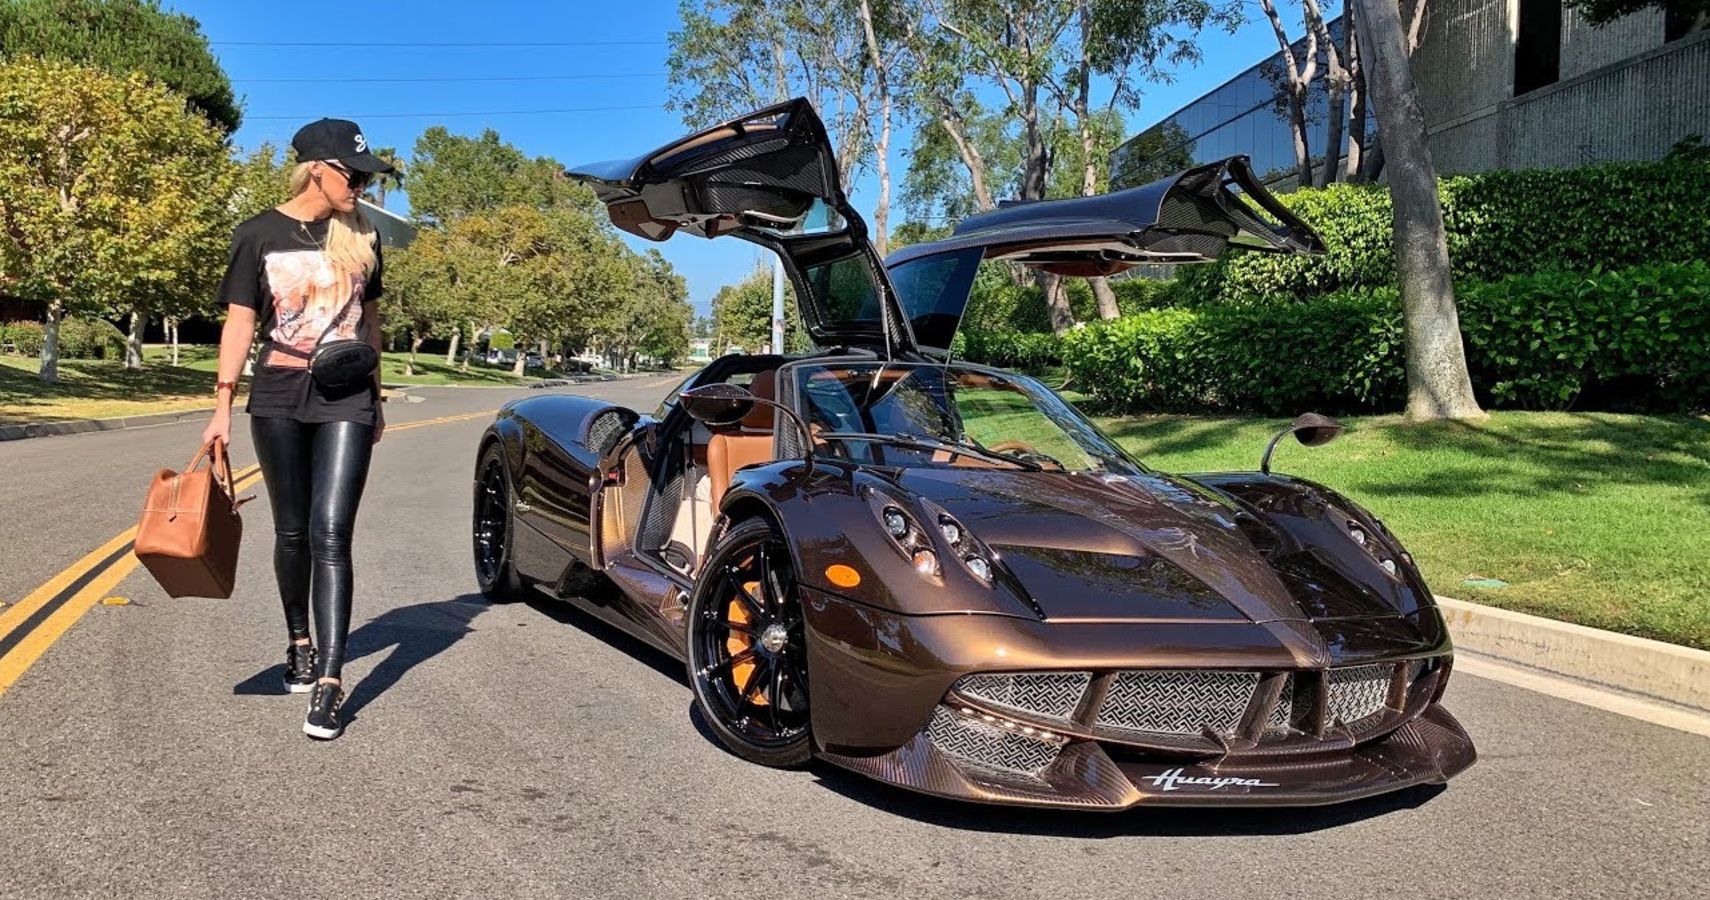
left=1084, top=411, right=1710, bottom=650
left=1, top=353, right=222, bottom=424
left=1, top=345, right=605, bottom=424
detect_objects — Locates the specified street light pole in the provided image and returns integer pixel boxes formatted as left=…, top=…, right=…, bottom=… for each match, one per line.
left=771, top=254, right=786, bottom=355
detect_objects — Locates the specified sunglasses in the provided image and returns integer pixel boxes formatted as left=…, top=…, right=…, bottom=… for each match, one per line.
left=323, top=161, right=373, bottom=192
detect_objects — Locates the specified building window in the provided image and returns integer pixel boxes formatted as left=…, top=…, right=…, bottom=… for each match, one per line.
left=1514, top=0, right=1562, bottom=96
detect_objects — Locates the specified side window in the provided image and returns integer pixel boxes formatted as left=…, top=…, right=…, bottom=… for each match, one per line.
left=654, top=373, right=695, bottom=419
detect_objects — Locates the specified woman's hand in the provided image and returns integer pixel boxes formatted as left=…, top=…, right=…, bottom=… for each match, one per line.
left=372, top=406, right=385, bottom=445
left=202, top=408, right=232, bottom=447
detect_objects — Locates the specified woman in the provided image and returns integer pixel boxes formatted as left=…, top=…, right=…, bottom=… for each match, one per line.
left=202, top=118, right=395, bottom=740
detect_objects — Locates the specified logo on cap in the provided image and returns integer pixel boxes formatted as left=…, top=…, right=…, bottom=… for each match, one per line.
left=354, top=134, right=368, bottom=153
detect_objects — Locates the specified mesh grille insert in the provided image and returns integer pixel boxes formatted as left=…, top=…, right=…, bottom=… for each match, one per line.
left=1328, top=663, right=1393, bottom=727
left=1096, top=670, right=1258, bottom=737
left=952, top=672, right=1090, bottom=723
left=925, top=707, right=1060, bottom=777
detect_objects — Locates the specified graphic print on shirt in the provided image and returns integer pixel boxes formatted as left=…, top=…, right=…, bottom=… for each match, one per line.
left=262, top=250, right=366, bottom=368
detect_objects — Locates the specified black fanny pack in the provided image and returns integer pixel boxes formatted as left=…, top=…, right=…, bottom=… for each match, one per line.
left=267, top=295, right=378, bottom=391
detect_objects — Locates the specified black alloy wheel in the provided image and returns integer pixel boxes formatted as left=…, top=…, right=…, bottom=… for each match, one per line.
left=686, top=517, right=812, bottom=768
left=473, top=443, right=523, bottom=602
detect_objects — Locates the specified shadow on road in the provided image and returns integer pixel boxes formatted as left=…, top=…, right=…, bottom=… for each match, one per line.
left=809, top=763, right=1444, bottom=836
left=233, top=595, right=492, bottom=721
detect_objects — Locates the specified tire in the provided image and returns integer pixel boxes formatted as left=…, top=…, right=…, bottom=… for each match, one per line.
left=472, top=442, right=524, bottom=603
left=686, top=517, right=812, bottom=768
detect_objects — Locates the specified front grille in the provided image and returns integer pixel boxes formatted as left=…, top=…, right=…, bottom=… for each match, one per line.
left=953, top=672, right=1089, bottom=723
left=1096, top=670, right=1258, bottom=737
left=1327, top=663, right=1393, bottom=728
left=924, top=706, right=1061, bottom=778
left=941, top=659, right=1433, bottom=746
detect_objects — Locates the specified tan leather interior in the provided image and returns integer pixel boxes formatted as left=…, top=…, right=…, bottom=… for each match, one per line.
left=707, top=369, right=777, bottom=508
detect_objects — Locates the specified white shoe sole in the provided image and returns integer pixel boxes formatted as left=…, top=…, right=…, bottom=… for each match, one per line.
left=286, top=682, right=314, bottom=694
left=303, top=720, right=343, bottom=740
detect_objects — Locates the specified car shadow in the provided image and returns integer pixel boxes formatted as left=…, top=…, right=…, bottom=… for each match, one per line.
left=808, top=763, right=1446, bottom=836
left=522, top=593, right=688, bottom=688
left=233, top=595, right=492, bottom=723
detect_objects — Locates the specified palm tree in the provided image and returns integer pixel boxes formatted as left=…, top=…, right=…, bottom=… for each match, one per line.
left=367, top=146, right=406, bottom=207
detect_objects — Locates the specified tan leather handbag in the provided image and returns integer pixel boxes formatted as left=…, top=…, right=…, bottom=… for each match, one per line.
left=135, top=440, right=250, bottom=599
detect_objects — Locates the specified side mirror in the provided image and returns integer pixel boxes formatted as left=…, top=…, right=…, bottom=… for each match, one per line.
left=680, top=382, right=756, bottom=428
left=679, top=382, right=816, bottom=475
left=1261, top=412, right=1345, bottom=474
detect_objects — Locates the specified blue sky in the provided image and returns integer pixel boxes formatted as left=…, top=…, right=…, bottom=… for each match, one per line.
left=172, top=0, right=1310, bottom=314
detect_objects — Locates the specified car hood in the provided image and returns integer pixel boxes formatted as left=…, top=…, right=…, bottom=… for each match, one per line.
left=892, top=467, right=1441, bottom=654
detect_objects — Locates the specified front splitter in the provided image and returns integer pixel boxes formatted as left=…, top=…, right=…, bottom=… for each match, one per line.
left=818, top=704, right=1476, bottom=810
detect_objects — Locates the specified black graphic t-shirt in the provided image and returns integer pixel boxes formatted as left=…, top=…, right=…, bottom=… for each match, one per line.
left=217, top=209, right=384, bottom=423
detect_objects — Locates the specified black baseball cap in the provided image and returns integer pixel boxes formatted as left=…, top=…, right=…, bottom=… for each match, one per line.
left=290, top=118, right=395, bottom=174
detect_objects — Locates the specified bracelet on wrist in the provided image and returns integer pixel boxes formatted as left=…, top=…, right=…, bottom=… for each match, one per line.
left=214, top=380, right=239, bottom=396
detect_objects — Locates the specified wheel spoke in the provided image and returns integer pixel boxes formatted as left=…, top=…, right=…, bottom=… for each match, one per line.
left=770, top=660, right=786, bottom=724
left=723, top=621, right=759, bottom=637
left=726, top=569, right=766, bottom=620
left=699, top=647, right=755, bottom=680
left=741, top=657, right=771, bottom=705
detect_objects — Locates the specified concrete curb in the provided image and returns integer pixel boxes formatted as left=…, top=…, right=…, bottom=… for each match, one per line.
left=0, top=407, right=213, bottom=442
left=1438, top=595, right=1710, bottom=714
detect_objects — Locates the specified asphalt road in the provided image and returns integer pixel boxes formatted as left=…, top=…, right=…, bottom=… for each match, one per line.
left=1, top=379, right=1706, bottom=900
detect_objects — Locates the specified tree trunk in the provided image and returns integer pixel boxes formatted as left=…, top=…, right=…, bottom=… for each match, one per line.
left=857, top=0, right=892, bottom=256
left=406, top=332, right=423, bottom=376
left=167, top=317, right=181, bottom=366
left=1345, top=16, right=1368, bottom=182
left=1288, top=90, right=1314, bottom=188
left=39, top=300, right=62, bottom=384
left=445, top=328, right=461, bottom=365
left=1091, top=277, right=1121, bottom=320
left=1041, top=274, right=1074, bottom=335
left=512, top=350, right=526, bottom=377
left=125, top=310, right=146, bottom=369
left=1260, top=0, right=1319, bottom=189
left=1351, top=0, right=1482, bottom=420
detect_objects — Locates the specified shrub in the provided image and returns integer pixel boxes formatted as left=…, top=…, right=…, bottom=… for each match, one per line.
left=1458, top=263, right=1710, bottom=410
left=56, top=317, right=127, bottom=359
left=1063, top=262, right=1710, bottom=415
left=2, top=320, right=45, bottom=355
left=959, top=330, right=1063, bottom=371
left=1180, top=159, right=1710, bottom=303
left=1062, top=293, right=1404, bottom=413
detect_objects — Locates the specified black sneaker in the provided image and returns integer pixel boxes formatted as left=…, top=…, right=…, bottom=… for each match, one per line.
left=303, top=682, right=345, bottom=740
left=283, top=643, right=317, bottom=694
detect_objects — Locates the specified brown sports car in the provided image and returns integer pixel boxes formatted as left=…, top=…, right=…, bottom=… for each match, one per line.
left=471, top=99, right=1475, bottom=809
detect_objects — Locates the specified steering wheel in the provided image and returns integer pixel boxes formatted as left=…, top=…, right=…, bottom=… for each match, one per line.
left=987, top=439, right=1066, bottom=471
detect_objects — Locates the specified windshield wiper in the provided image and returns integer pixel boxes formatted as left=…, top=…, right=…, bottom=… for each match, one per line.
left=816, top=431, right=1042, bottom=471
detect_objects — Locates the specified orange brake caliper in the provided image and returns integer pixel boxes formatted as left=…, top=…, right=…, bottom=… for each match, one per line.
left=727, top=573, right=769, bottom=707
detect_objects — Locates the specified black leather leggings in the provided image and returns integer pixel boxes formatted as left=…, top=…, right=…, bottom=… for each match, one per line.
left=251, top=417, right=374, bottom=681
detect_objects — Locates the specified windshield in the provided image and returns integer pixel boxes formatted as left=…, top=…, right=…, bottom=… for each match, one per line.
left=790, top=361, right=1145, bottom=474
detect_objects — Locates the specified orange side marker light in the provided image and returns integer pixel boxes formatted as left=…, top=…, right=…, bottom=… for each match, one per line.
left=825, top=564, right=861, bottom=588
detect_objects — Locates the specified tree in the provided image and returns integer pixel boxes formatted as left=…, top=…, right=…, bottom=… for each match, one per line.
left=711, top=264, right=805, bottom=353
left=1349, top=0, right=1482, bottom=419
left=0, top=58, right=236, bottom=381
left=602, top=250, right=692, bottom=371
left=0, top=0, right=241, bottom=133
left=407, top=127, right=594, bottom=226
left=1257, top=0, right=1321, bottom=188
left=1346, top=0, right=1428, bottom=182
left=1563, top=0, right=1707, bottom=28
left=1305, top=0, right=1349, bottom=187
left=367, top=146, right=406, bottom=208
left=395, top=205, right=632, bottom=376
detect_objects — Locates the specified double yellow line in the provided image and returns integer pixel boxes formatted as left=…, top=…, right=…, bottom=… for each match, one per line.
left=0, top=463, right=264, bottom=695
left=0, top=407, right=497, bottom=697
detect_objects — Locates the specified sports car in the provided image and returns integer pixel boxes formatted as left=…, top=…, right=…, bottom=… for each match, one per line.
left=470, top=99, right=1475, bottom=809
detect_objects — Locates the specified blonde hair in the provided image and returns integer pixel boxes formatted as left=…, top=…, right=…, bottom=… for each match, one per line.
left=288, top=162, right=379, bottom=279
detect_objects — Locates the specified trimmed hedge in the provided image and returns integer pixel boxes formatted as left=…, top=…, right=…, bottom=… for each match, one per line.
left=960, top=272, right=1188, bottom=338
left=1061, top=262, right=1710, bottom=414
left=1177, top=159, right=1710, bottom=303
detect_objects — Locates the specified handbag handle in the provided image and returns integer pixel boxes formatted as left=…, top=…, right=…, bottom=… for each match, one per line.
left=184, top=439, right=238, bottom=504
